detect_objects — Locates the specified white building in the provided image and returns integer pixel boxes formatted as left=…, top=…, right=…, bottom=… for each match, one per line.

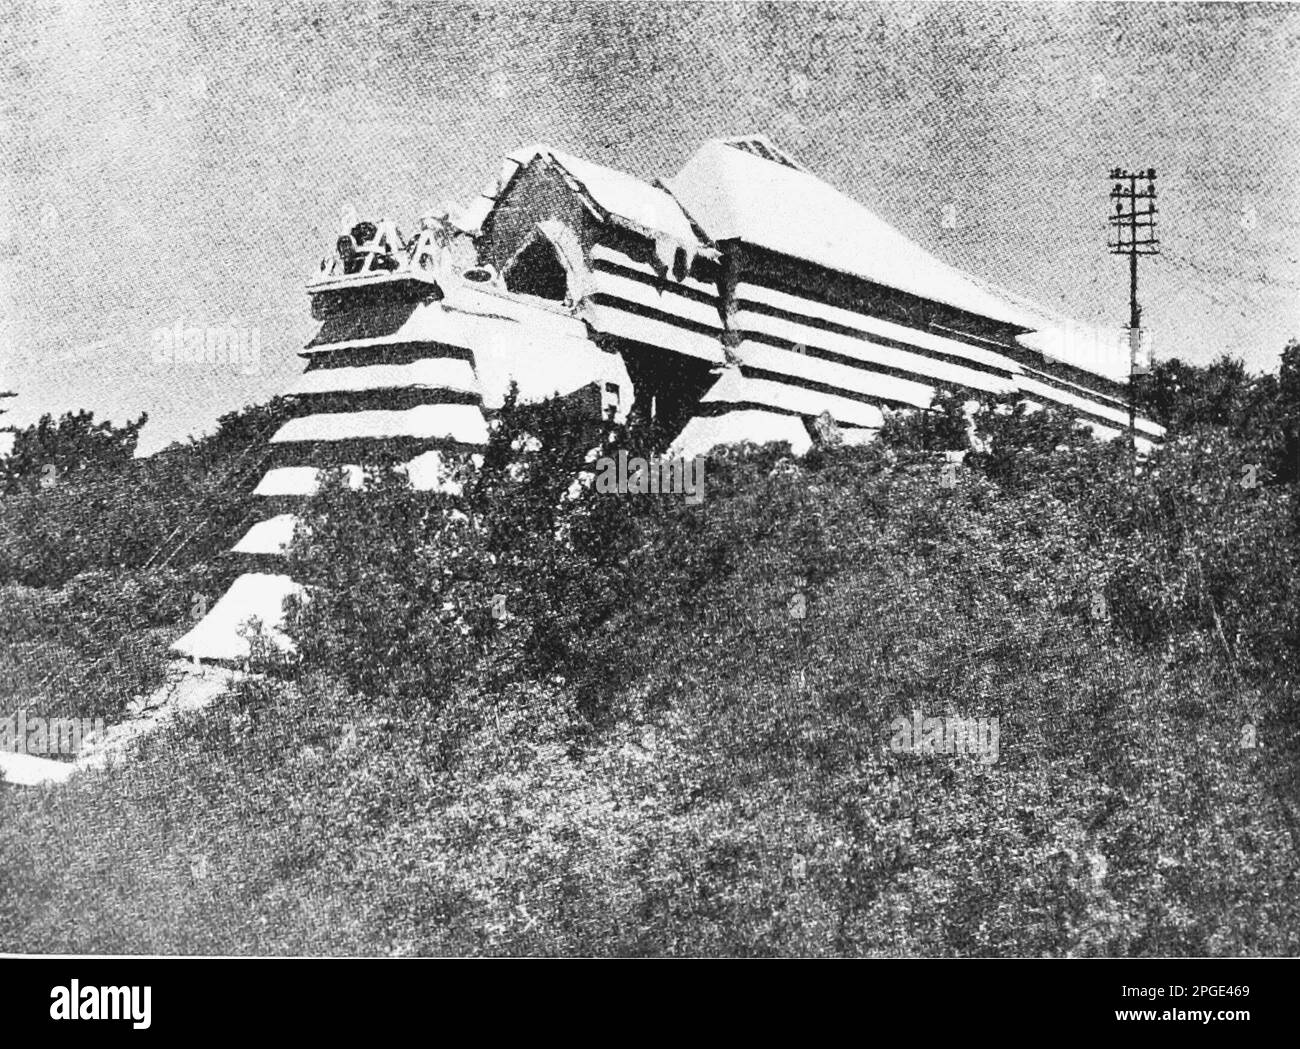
left=173, top=134, right=1163, bottom=663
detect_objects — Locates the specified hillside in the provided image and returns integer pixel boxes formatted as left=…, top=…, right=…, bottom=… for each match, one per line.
left=3, top=364, right=1299, bottom=955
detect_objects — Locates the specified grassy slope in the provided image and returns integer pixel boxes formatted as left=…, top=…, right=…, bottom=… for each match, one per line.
left=1, top=448, right=1296, bottom=956
left=0, top=571, right=199, bottom=728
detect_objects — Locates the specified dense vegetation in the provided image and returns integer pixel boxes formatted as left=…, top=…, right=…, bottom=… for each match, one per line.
left=1, top=343, right=1298, bottom=955
left=0, top=400, right=290, bottom=723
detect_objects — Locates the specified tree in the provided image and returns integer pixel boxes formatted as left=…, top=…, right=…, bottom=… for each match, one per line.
left=1276, top=339, right=1300, bottom=485
left=0, top=409, right=147, bottom=493
left=878, top=386, right=973, bottom=452
left=1136, top=354, right=1272, bottom=438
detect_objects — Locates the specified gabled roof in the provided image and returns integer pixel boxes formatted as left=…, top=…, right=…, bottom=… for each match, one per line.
left=459, top=144, right=705, bottom=249
left=459, top=135, right=1137, bottom=390
left=716, top=135, right=807, bottom=171
left=663, top=138, right=1037, bottom=330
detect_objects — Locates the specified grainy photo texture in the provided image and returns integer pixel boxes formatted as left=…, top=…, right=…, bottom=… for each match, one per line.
left=1, top=1, right=1298, bottom=962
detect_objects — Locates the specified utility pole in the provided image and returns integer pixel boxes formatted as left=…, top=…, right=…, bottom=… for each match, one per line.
left=1108, top=168, right=1160, bottom=459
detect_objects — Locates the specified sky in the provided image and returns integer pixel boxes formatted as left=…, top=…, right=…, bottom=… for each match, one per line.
left=2, top=0, right=1298, bottom=455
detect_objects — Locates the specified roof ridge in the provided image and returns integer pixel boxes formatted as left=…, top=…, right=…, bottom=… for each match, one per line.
left=667, top=139, right=1039, bottom=330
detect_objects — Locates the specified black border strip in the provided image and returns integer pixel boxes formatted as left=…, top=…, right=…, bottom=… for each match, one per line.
left=589, top=293, right=725, bottom=338
left=738, top=336, right=938, bottom=404
left=736, top=365, right=917, bottom=413
left=734, top=295, right=1017, bottom=382
left=591, top=256, right=722, bottom=310
left=301, top=342, right=475, bottom=366
left=1022, top=365, right=1134, bottom=415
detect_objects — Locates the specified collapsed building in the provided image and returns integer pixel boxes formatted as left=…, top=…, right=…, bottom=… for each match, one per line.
left=173, top=135, right=1164, bottom=663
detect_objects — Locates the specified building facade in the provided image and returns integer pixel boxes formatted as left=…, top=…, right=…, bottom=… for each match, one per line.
left=172, top=135, right=1164, bottom=663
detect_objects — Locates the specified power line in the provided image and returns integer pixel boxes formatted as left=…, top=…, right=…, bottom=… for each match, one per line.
left=1107, top=166, right=1160, bottom=460
left=1157, top=251, right=1272, bottom=324
left=1163, top=246, right=1300, bottom=295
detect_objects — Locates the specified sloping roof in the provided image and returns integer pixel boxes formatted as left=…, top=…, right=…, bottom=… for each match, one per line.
left=716, top=134, right=807, bottom=171
left=664, top=138, right=1037, bottom=329
left=541, top=147, right=703, bottom=245
left=455, top=135, right=1149, bottom=403
left=461, top=143, right=705, bottom=248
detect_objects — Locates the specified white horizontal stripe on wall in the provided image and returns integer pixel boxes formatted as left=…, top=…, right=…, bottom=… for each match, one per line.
left=287, top=358, right=481, bottom=397
left=1020, top=364, right=1133, bottom=415
left=270, top=404, right=489, bottom=446
left=735, top=283, right=1162, bottom=437
left=703, top=370, right=886, bottom=429
left=737, top=341, right=936, bottom=409
left=300, top=333, right=469, bottom=358
left=590, top=243, right=720, bottom=299
left=734, top=309, right=1015, bottom=396
left=584, top=303, right=726, bottom=363
left=591, top=268, right=725, bottom=331
left=734, top=280, right=1022, bottom=376
left=1016, top=375, right=1164, bottom=438
left=253, top=465, right=366, bottom=497
left=231, top=514, right=300, bottom=556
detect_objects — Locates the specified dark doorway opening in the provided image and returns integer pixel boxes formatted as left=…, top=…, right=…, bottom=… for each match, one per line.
left=615, top=342, right=718, bottom=449
left=505, top=238, right=569, bottom=302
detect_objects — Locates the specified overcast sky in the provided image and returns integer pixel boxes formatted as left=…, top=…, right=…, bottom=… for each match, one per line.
left=3, top=1, right=1298, bottom=454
